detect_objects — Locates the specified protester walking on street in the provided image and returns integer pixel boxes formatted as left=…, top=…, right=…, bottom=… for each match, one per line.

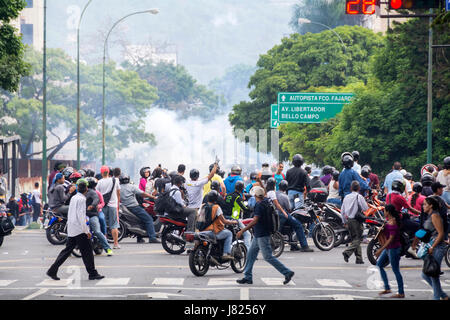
left=341, top=181, right=368, bottom=264
left=46, top=181, right=104, bottom=281
left=375, top=204, right=405, bottom=298
left=31, top=182, right=42, bottom=222
left=236, top=186, right=295, bottom=285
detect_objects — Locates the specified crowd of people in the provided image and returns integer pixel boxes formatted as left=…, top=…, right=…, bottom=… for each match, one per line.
left=0, top=153, right=449, bottom=299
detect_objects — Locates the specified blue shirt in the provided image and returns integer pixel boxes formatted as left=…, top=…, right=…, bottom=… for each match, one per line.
left=273, top=173, right=285, bottom=191
left=338, top=168, right=369, bottom=198
left=383, top=170, right=404, bottom=193
left=245, top=180, right=256, bottom=194
left=224, top=175, right=243, bottom=194
left=253, top=198, right=272, bottom=238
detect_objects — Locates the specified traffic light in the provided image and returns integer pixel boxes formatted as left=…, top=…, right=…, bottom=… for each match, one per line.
left=388, top=0, right=441, bottom=9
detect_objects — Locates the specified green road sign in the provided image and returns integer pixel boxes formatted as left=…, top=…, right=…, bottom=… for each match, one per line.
left=277, top=92, right=354, bottom=123
left=270, top=104, right=279, bottom=128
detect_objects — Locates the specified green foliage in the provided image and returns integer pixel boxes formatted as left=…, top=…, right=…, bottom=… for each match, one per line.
left=0, top=0, right=30, bottom=92
left=124, top=61, right=221, bottom=120
left=289, top=0, right=365, bottom=34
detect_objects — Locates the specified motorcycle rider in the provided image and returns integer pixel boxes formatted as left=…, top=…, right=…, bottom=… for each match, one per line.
left=168, top=175, right=197, bottom=233
left=48, top=162, right=66, bottom=190
left=436, top=156, right=450, bottom=205
left=338, top=152, right=369, bottom=200
left=320, top=165, right=333, bottom=186
left=352, top=151, right=361, bottom=174
left=286, top=154, right=311, bottom=210
left=273, top=163, right=286, bottom=191
left=276, top=179, right=313, bottom=252
left=48, top=173, right=76, bottom=216
left=186, top=164, right=218, bottom=212
left=119, top=174, right=159, bottom=243
left=139, top=167, right=151, bottom=192
left=310, top=169, right=326, bottom=189
left=420, top=173, right=435, bottom=197
left=327, top=170, right=341, bottom=207
left=84, top=177, right=113, bottom=256
left=224, top=165, right=244, bottom=194
left=203, top=163, right=227, bottom=197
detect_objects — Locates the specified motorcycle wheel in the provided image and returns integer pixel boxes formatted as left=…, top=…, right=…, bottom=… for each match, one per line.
left=161, top=226, right=186, bottom=255
left=46, top=222, right=67, bottom=245
left=312, top=224, right=335, bottom=251
left=445, top=244, right=450, bottom=268
left=231, top=242, right=247, bottom=273
left=270, top=231, right=284, bottom=258
left=189, top=245, right=210, bottom=276
left=328, top=222, right=345, bottom=247
left=106, top=220, right=126, bottom=244
left=367, top=238, right=389, bottom=266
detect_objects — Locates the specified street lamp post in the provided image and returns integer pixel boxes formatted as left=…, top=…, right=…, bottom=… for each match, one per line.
left=76, top=0, right=94, bottom=171
left=297, top=18, right=347, bottom=52
left=42, top=0, right=48, bottom=203
left=102, top=9, right=159, bottom=165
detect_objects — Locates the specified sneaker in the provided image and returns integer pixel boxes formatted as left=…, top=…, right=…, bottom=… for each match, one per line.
left=46, top=271, right=60, bottom=281
left=89, top=274, right=105, bottom=280
left=299, top=247, right=314, bottom=252
left=113, top=245, right=121, bottom=249
left=284, top=271, right=295, bottom=285
left=236, top=278, right=253, bottom=285
left=342, top=252, right=349, bottom=263
left=148, top=238, right=160, bottom=244
left=106, top=249, right=113, bottom=256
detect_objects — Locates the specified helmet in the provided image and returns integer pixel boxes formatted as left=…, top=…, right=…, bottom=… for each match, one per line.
left=140, top=167, right=151, bottom=178
left=76, top=178, right=88, bottom=187
left=62, top=167, right=74, bottom=180
left=207, top=190, right=219, bottom=203
left=404, top=172, right=413, bottom=180
left=444, top=156, right=450, bottom=170
left=85, top=177, right=97, bottom=189
left=420, top=173, right=434, bottom=186
left=250, top=172, right=258, bottom=180
left=85, top=169, right=95, bottom=177
left=235, top=180, right=245, bottom=192
left=341, top=152, right=354, bottom=169
left=332, top=170, right=340, bottom=181
left=54, top=162, right=66, bottom=171
left=211, top=180, right=221, bottom=191
left=69, top=172, right=82, bottom=183
left=119, top=174, right=130, bottom=184
left=190, top=169, right=200, bottom=180
left=322, top=165, right=333, bottom=175
left=362, top=165, right=372, bottom=173
left=400, top=169, right=407, bottom=176
left=304, top=166, right=312, bottom=174
left=231, top=165, right=242, bottom=175
left=266, top=177, right=276, bottom=191
left=279, top=180, right=288, bottom=192
left=412, top=182, right=423, bottom=193
left=78, top=169, right=86, bottom=177
left=351, top=151, right=360, bottom=162
left=292, top=154, right=304, bottom=167
left=361, top=167, right=370, bottom=179
left=391, top=179, right=405, bottom=193
left=209, top=163, right=220, bottom=173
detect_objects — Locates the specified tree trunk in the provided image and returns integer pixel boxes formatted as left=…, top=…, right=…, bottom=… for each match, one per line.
left=47, top=131, right=76, bottom=160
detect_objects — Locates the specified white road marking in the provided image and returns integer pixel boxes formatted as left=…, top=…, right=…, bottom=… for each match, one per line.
left=23, top=288, right=49, bottom=300
left=309, top=294, right=373, bottom=300
left=0, top=280, right=17, bottom=286
left=316, top=279, right=352, bottom=288
left=261, top=278, right=296, bottom=286
left=37, top=279, right=73, bottom=286
left=95, top=278, right=130, bottom=286
left=422, top=280, right=450, bottom=287
left=129, top=292, right=186, bottom=299
left=152, top=278, right=184, bottom=286
left=207, top=278, right=238, bottom=286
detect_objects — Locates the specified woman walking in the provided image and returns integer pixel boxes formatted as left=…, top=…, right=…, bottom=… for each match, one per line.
left=375, top=204, right=405, bottom=298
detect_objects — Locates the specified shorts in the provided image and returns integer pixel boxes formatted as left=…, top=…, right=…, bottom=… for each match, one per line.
left=103, top=206, right=120, bottom=229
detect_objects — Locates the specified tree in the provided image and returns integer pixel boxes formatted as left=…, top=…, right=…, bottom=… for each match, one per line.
left=124, top=61, right=222, bottom=120
left=0, top=48, right=158, bottom=162
left=0, top=0, right=30, bottom=92
left=229, top=26, right=384, bottom=134
left=289, top=0, right=365, bottom=35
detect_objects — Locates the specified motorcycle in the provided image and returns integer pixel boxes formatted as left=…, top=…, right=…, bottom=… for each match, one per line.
left=290, top=199, right=336, bottom=251
left=186, top=223, right=248, bottom=277
left=159, top=214, right=188, bottom=255
left=45, top=209, right=68, bottom=245
left=0, top=210, right=15, bottom=248
left=319, top=203, right=351, bottom=247
left=72, top=233, right=104, bottom=258
left=241, top=217, right=285, bottom=258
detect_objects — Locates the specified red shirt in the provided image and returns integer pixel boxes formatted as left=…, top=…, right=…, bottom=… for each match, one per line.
left=407, top=192, right=425, bottom=215
left=386, top=192, right=409, bottom=213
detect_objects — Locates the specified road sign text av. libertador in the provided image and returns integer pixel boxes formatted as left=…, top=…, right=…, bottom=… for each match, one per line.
left=277, top=92, right=354, bottom=124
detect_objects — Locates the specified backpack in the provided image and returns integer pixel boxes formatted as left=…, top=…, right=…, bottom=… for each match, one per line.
left=260, top=198, right=279, bottom=234
left=196, top=204, right=219, bottom=232
left=154, top=188, right=183, bottom=216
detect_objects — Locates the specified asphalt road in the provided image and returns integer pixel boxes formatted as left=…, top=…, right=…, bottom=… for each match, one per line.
left=0, top=227, right=449, bottom=301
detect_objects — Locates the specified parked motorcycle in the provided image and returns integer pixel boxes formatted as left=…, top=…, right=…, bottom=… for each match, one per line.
left=186, top=223, right=248, bottom=277
left=0, top=211, right=15, bottom=248
left=319, top=203, right=350, bottom=247
left=159, top=215, right=188, bottom=255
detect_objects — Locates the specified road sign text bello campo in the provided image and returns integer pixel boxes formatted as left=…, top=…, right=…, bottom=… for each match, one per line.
left=277, top=92, right=354, bottom=123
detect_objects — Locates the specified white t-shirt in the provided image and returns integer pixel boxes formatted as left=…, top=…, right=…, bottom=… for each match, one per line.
left=32, top=189, right=41, bottom=204
left=267, top=190, right=277, bottom=202
left=96, top=177, right=121, bottom=207
left=328, top=181, right=340, bottom=199
left=186, top=178, right=209, bottom=209
left=437, top=170, right=450, bottom=192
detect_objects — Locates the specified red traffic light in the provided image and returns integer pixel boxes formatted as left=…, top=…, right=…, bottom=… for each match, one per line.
left=390, top=0, right=403, bottom=9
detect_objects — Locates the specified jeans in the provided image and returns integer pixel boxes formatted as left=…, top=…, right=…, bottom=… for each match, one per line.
left=421, top=242, right=448, bottom=300
left=279, top=212, right=308, bottom=248
left=327, top=198, right=342, bottom=208
left=128, top=206, right=157, bottom=240
left=32, top=204, right=41, bottom=222
left=201, top=229, right=233, bottom=255
left=288, top=190, right=304, bottom=210
left=443, top=191, right=450, bottom=205
left=89, top=216, right=111, bottom=251
left=377, top=246, right=404, bottom=295
left=243, top=236, right=293, bottom=282
left=98, top=211, right=107, bottom=235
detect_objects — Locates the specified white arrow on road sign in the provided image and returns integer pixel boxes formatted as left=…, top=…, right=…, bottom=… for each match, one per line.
left=281, top=95, right=286, bottom=102
left=309, top=294, right=373, bottom=300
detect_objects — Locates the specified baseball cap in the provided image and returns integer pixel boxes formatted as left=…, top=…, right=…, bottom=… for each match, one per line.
left=55, top=173, right=63, bottom=181
left=431, top=181, right=446, bottom=192
left=100, top=166, right=110, bottom=174
left=253, top=186, right=265, bottom=198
